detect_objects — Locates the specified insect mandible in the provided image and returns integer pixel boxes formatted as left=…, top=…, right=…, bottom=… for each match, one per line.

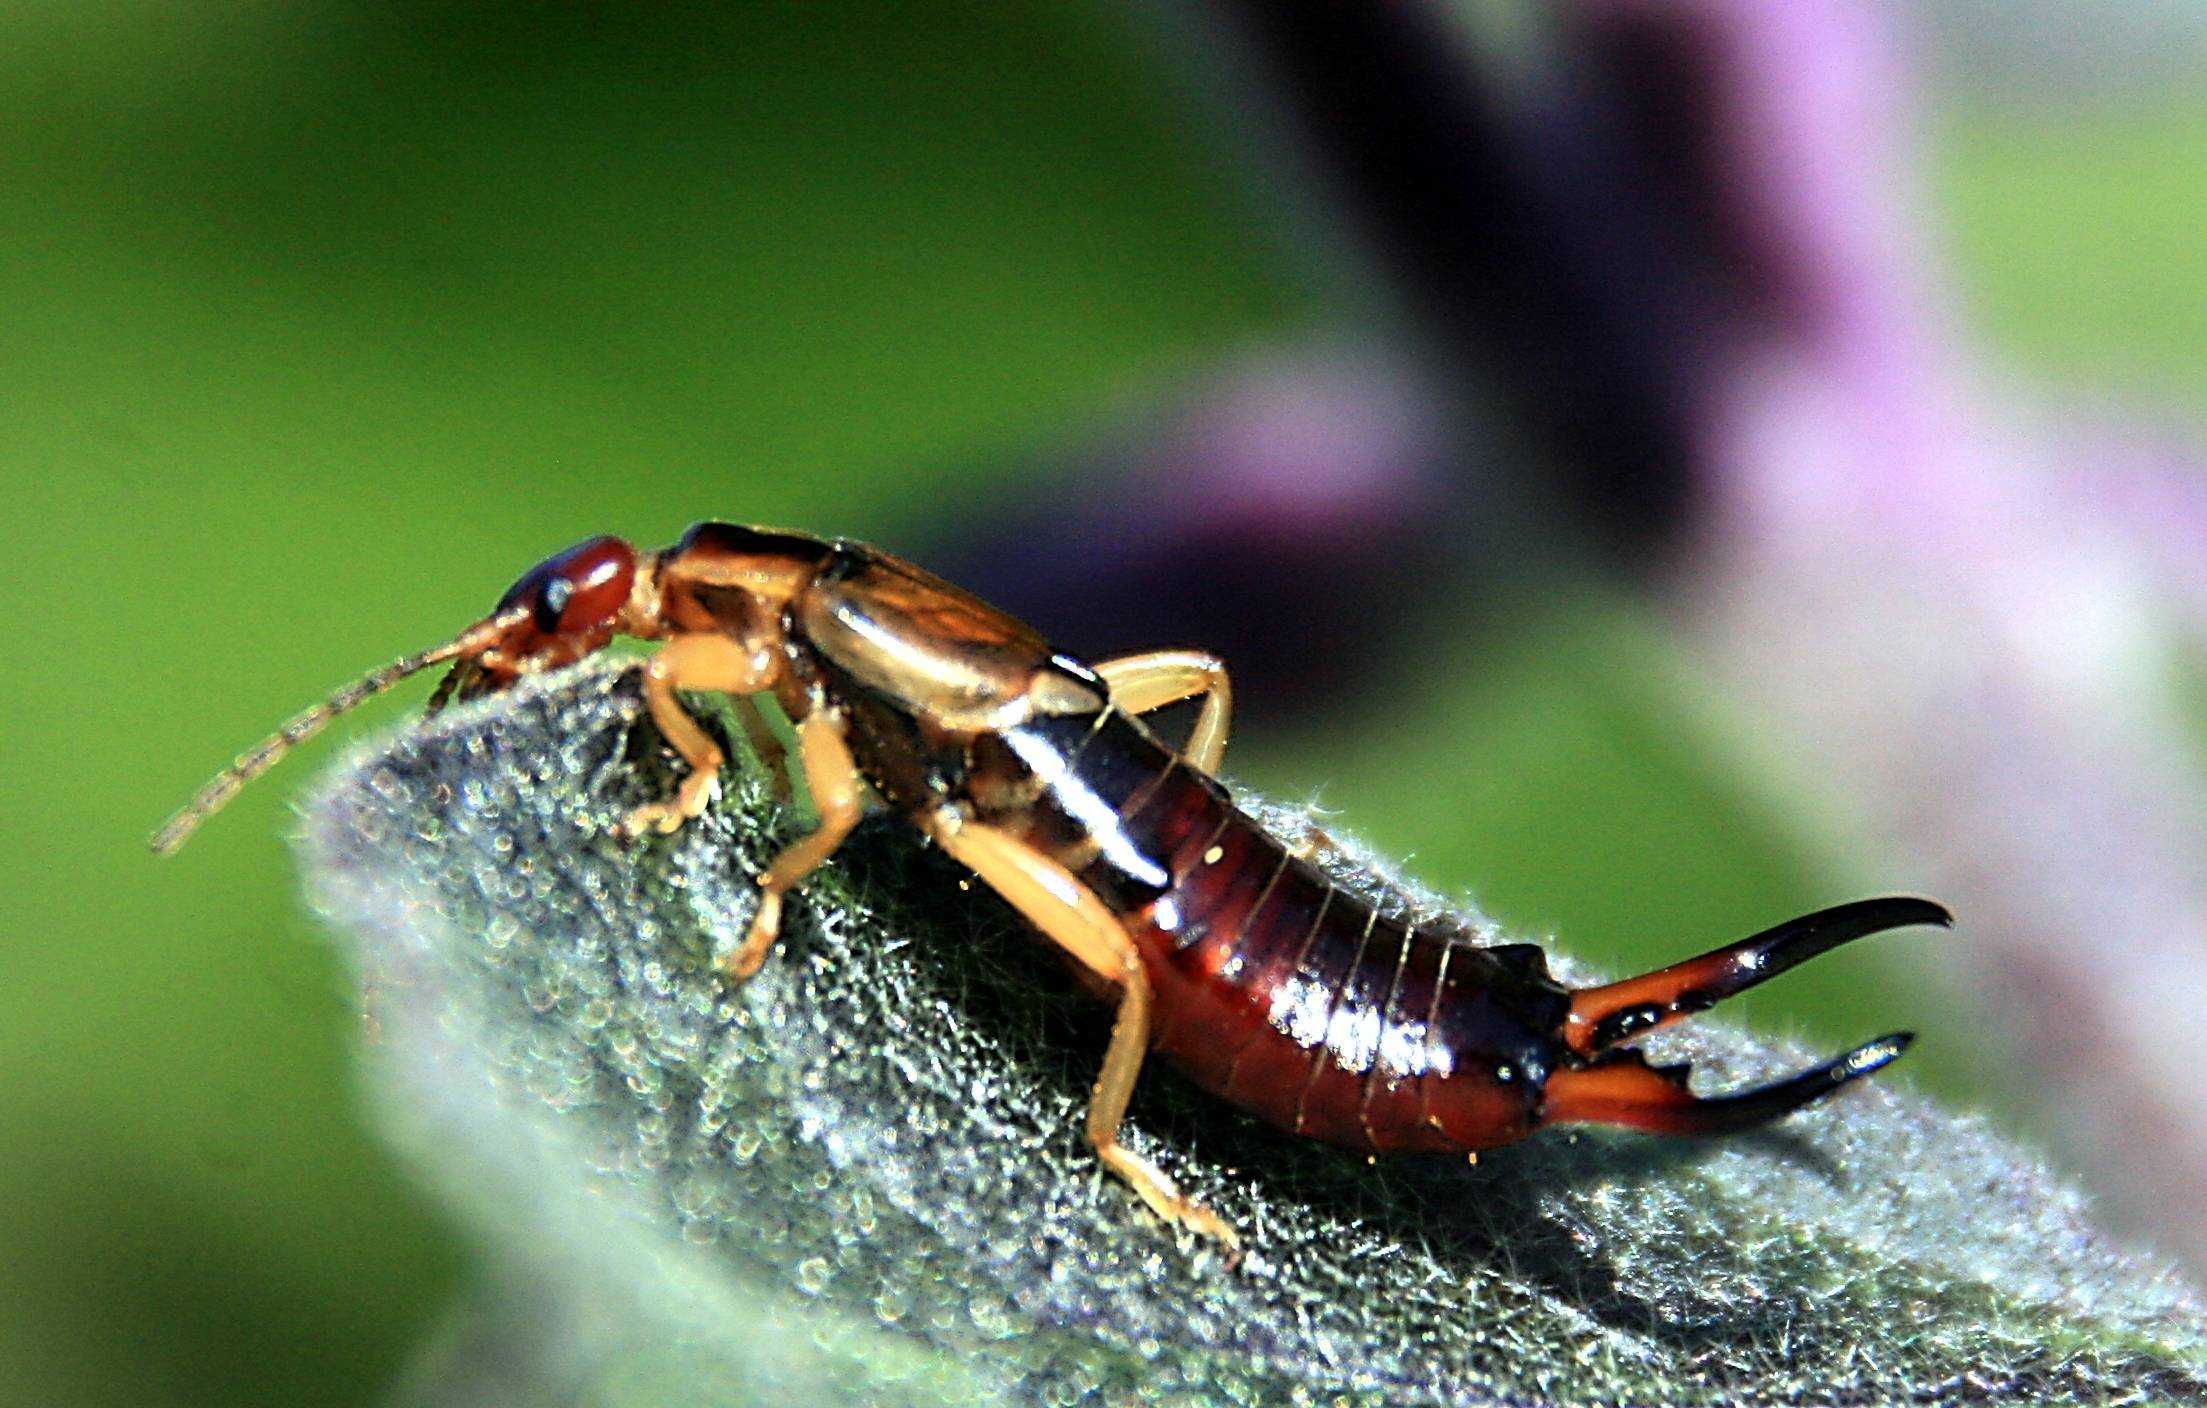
left=155, top=524, right=1950, bottom=1250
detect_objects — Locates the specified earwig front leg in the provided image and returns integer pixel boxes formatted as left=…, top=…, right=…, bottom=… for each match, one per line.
left=929, top=816, right=1242, bottom=1254
left=1093, top=650, right=1232, bottom=776
left=724, top=711, right=862, bottom=981
left=621, top=634, right=778, bottom=838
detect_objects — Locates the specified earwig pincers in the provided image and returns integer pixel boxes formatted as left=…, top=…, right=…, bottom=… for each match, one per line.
left=157, top=524, right=1950, bottom=1251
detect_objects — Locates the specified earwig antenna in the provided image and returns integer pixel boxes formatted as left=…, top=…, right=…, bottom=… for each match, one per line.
left=149, top=607, right=528, bottom=854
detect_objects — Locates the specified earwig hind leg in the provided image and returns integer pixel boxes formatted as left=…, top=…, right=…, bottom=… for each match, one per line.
left=725, top=712, right=862, bottom=982
left=929, top=817, right=1242, bottom=1254
left=621, top=634, right=779, bottom=839
left=1564, top=898, right=1951, bottom=1056
left=1543, top=1034, right=1914, bottom=1137
left=1093, top=650, right=1232, bottom=776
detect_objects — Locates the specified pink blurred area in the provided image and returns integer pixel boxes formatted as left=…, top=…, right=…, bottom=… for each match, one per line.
left=952, top=0, right=2207, bottom=1274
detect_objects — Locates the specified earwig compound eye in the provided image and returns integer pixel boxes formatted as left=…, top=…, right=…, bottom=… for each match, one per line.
left=535, top=576, right=573, bottom=632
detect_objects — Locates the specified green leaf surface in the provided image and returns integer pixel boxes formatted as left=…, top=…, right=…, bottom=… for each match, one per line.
left=302, top=663, right=2207, bottom=1408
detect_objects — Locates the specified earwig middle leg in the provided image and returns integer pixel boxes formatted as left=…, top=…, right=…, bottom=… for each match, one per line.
left=732, top=695, right=793, bottom=804
left=1093, top=650, right=1232, bottom=775
left=725, top=711, right=862, bottom=981
left=928, top=816, right=1242, bottom=1253
left=621, top=634, right=779, bottom=838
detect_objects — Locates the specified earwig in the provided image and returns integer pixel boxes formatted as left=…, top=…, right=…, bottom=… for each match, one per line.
left=157, top=525, right=1949, bottom=1250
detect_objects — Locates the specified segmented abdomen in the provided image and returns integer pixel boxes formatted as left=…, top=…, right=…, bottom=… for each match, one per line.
left=983, top=709, right=1566, bottom=1153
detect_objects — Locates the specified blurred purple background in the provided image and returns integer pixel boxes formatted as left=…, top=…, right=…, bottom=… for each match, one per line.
left=940, top=0, right=2207, bottom=1275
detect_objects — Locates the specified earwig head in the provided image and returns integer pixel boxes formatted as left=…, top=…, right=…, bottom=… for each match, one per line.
left=476, top=535, right=642, bottom=685
left=151, top=534, right=645, bottom=855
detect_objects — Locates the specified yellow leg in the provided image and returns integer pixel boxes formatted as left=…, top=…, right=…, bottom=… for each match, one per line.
left=723, top=712, right=863, bottom=981
left=928, top=815, right=1241, bottom=1252
left=620, top=634, right=779, bottom=838
left=1093, top=650, right=1232, bottom=775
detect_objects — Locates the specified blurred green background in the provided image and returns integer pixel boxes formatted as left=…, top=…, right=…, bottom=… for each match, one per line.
left=3, top=4, right=2199, bottom=1404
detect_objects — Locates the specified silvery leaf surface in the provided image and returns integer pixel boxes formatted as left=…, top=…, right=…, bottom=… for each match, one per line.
left=301, top=662, right=2207, bottom=1408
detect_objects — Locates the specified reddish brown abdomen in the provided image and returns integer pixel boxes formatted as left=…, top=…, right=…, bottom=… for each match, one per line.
left=982, top=710, right=1565, bottom=1153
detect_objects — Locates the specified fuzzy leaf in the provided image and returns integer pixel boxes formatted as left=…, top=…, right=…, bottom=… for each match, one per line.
left=302, top=663, right=2207, bottom=1408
